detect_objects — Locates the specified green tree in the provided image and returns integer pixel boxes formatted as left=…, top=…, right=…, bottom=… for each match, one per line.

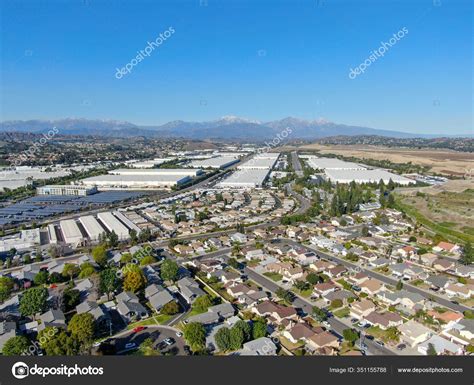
left=62, top=288, right=81, bottom=312
left=62, top=263, right=79, bottom=282
left=1, top=335, right=30, bottom=355
left=79, top=262, right=96, bottom=278
left=307, top=273, right=322, bottom=285
left=252, top=319, right=267, bottom=339
left=140, top=255, right=156, bottom=266
left=39, top=329, right=80, bottom=356
left=461, top=242, right=473, bottom=265
left=99, top=268, right=120, bottom=300
left=342, top=328, right=359, bottom=346
left=0, top=276, right=15, bottom=301
left=233, top=320, right=251, bottom=342
left=160, top=259, right=179, bottom=281
left=184, top=322, right=206, bottom=352
left=92, top=244, right=108, bottom=266
left=396, top=280, right=404, bottom=291
left=215, top=327, right=231, bottom=351
left=68, top=312, right=95, bottom=347
left=427, top=343, right=437, bottom=356
left=275, top=288, right=292, bottom=303
left=229, top=325, right=245, bottom=350
left=19, top=287, right=48, bottom=316
left=33, top=270, right=49, bottom=286
left=192, top=295, right=213, bottom=313
left=123, top=266, right=146, bottom=293
left=312, top=306, right=328, bottom=322
left=161, top=301, right=179, bottom=315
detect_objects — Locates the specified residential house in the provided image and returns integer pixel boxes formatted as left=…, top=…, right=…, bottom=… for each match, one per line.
left=349, top=299, right=376, bottom=320
left=398, top=320, right=432, bottom=347
left=177, top=277, right=206, bottom=304
left=445, top=283, right=474, bottom=299
left=236, top=337, right=277, bottom=356
left=364, top=311, right=403, bottom=330
left=418, top=335, right=464, bottom=355
left=359, top=279, right=385, bottom=296
left=433, top=242, right=461, bottom=254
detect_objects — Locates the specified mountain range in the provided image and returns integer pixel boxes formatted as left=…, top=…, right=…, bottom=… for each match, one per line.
left=0, top=116, right=463, bottom=140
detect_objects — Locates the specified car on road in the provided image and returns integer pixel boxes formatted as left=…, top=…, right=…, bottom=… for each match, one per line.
left=351, top=285, right=361, bottom=292
left=175, top=331, right=183, bottom=337
left=374, top=340, right=385, bottom=347
left=124, top=342, right=137, bottom=350
left=133, top=326, right=146, bottom=333
left=322, top=321, right=331, bottom=328
left=350, top=318, right=358, bottom=324
left=397, top=343, right=407, bottom=350
left=451, top=300, right=459, bottom=305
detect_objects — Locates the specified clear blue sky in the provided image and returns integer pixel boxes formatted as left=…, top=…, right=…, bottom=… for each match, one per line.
left=1, top=0, right=472, bottom=135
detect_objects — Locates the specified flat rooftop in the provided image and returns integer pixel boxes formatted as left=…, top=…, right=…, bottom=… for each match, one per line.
left=325, top=169, right=414, bottom=184
left=108, top=168, right=201, bottom=176
left=306, top=157, right=366, bottom=170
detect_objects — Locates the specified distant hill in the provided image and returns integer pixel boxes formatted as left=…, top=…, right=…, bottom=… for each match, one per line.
left=0, top=116, right=466, bottom=140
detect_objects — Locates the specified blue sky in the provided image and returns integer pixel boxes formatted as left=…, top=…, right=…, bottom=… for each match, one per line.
left=1, top=0, right=472, bottom=135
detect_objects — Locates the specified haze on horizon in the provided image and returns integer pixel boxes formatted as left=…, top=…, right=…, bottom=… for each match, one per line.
left=0, top=0, right=472, bottom=135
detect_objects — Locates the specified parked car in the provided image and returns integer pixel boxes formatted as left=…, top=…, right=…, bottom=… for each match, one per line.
left=133, top=326, right=146, bottom=333
left=175, top=331, right=183, bottom=337
left=397, top=343, right=407, bottom=350
left=374, top=340, right=385, bottom=347
left=163, top=338, right=175, bottom=346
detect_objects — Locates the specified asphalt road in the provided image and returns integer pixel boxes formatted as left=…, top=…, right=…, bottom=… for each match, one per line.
left=108, top=325, right=186, bottom=355
left=291, top=151, right=304, bottom=176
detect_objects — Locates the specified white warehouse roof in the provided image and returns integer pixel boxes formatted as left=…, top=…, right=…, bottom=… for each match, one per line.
left=59, top=219, right=84, bottom=246
left=108, top=168, right=202, bottom=176
left=325, top=169, right=414, bottom=185
left=217, top=169, right=270, bottom=189
left=189, top=156, right=239, bottom=169
left=237, top=153, right=279, bottom=170
left=79, top=215, right=106, bottom=241
left=81, top=174, right=191, bottom=189
left=97, top=212, right=130, bottom=240
left=306, top=157, right=366, bottom=170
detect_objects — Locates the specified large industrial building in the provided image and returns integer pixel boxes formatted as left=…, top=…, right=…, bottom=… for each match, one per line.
left=80, top=174, right=193, bottom=190
left=306, top=157, right=366, bottom=171
left=189, top=155, right=239, bottom=169
left=97, top=212, right=130, bottom=240
left=79, top=215, right=107, bottom=242
left=217, top=169, right=271, bottom=189
left=131, top=158, right=176, bottom=168
left=59, top=219, right=84, bottom=247
left=113, top=210, right=141, bottom=234
left=237, top=153, right=280, bottom=170
left=108, top=168, right=202, bottom=177
left=324, top=169, right=414, bottom=185
left=37, top=185, right=98, bottom=196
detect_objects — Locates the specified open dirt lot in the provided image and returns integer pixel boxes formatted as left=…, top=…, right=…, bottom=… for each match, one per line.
left=299, top=144, right=474, bottom=176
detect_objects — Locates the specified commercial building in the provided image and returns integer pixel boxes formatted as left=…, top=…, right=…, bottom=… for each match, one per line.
left=324, top=169, right=414, bottom=185
left=48, top=224, right=58, bottom=244
left=113, top=210, right=141, bottom=234
left=108, top=168, right=202, bottom=177
left=80, top=174, right=192, bottom=190
left=306, top=157, right=366, bottom=171
left=189, top=156, right=239, bottom=169
left=237, top=153, right=280, bottom=170
left=97, top=212, right=130, bottom=240
left=79, top=215, right=107, bottom=242
left=37, top=185, right=98, bottom=196
left=131, top=158, right=176, bottom=168
left=217, top=169, right=270, bottom=189
left=59, top=219, right=84, bottom=247
left=0, top=229, right=41, bottom=253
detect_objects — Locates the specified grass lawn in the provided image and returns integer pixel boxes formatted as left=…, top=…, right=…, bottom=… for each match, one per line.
left=127, top=317, right=158, bottom=329
left=263, top=272, right=283, bottom=282
left=333, top=307, right=350, bottom=318
left=366, top=326, right=399, bottom=343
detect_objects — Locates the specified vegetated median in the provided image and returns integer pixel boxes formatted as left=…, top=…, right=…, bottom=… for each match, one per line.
left=394, top=194, right=474, bottom=244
